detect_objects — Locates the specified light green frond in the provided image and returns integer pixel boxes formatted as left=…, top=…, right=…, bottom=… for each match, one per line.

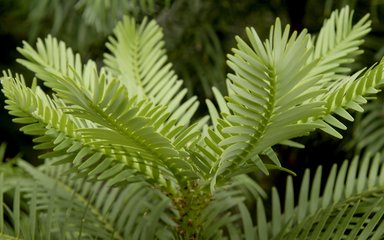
left=211, top=18, right=325, bottom=185
left=315, top=60, right=384, bottom=138
left=206, top=86, right=230, bottom=131
left=104, top=15, right=202, bottom=145
left=192, top=88, right=229, bottom=180
left=1, top=72, right=180, bottom=192
left=309, top=5, right=371, bottom=86
left=1, top=73, right=77, bottom=142
left=11, top=32, right=210, bottom=189
left=302, top=6, right=377, bottom=139
left=17, top=34, right=88, bottom=88
left=252, top=152, right=384, bottom=239
left=104, top=16, right=197, bottom=116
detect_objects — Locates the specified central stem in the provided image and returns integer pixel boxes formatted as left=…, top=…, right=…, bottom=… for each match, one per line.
left=171, top=184, right=212, bottom=239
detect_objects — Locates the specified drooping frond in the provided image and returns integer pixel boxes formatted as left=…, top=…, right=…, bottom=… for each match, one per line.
left=250, top=152, right=384, bottom=239
left=205, top=6, right=384, bottom=187
left=17, top=159, right=176, bottom=240
left=0, top=145, right=52, bottom=240
left=0, top=141, right=177, bottom=239
left=7, top=18, right=210, bottom=190
left=1, top=71, right=181, bottom=192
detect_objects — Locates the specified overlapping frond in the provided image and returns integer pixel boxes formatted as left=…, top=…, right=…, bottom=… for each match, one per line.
left=347, top=95, right=384, bottom=154
left=1, top=70, right=181, bottom=192
left=250, top=152, right=384, bottom=239
left=18, top=159, right=176, bottom=240
left=315, top=61, right=384, bottom=138
left=7, top=18, right=210, bottom=190
left=0, top=145, right=51, bottom=240
left=103, top=16, right=205, bottom=152
left=305, top=6, right=378, bottom=138
left=1, top=155, right=176, bottom=240
left=197, top=174, right=266, bottom=239
left=3, top=5, right=384, bottom=239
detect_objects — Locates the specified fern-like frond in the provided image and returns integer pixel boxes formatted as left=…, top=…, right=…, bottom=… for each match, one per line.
left=191, top=87, right=230, bottom=178
left=315, top=62, right=384, bottom=138
left=206, top=6, right=384, bottom=187
left=1, top=139, right=177, bottom=239
left=309, top=5, right=371, bottom=86
left=9, top=21, right=210, bottom=189
left=1, top=72, right=180, bottom=192
left=0, top=148, right=53, bottom=240
left=304, top=6, right=379, bottom=139
left=249, top=152, right=384, bottom=239
left=104, top=16, right=200, bottom=126
left=17, top=159, right=176, bottom=240
left=209, top=18, right=325, bottom=186
left=348, top=96, right=384, bottom=154
left=104, top=16, right=209, bottom=158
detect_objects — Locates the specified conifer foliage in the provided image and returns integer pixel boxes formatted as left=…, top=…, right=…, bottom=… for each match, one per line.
left=1, top=6, right=384, bottom=239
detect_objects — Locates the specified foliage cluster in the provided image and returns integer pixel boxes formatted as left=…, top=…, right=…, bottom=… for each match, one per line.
left=1, top=1, right=384, bottom=239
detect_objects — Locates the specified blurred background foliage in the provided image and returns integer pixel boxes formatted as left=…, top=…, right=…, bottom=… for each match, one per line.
left=1, top=0, right=384, bottom=192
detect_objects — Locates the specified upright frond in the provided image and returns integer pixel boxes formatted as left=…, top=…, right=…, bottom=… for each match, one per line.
left=207, top=6, right=384, bottom=187
left=104, top=16, right=204, bottom=149
left=305, top=6, right=376, bottom=138
left=310, top=6, right=371, bottom=85
left=210, top=18, right=325, bottom=186
left=104, top=16, right=197, bottom=115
